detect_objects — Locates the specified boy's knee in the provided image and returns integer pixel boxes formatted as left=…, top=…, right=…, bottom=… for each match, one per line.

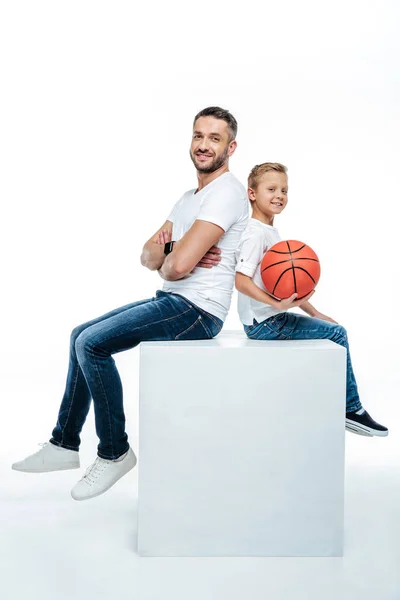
left=334, top=324, right=347, bottom=340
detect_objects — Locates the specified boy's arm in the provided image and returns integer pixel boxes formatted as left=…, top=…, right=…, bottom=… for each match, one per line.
left=299, top=300, right=338, bottom=323
left=235, top=273, right=314, bottom=310
left=299, top=300, right=318, bottom=317
left=236, top=273, right=281, bottom=309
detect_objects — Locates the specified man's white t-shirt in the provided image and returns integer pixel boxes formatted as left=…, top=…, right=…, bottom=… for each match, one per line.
left=235, top=217, right=286, bottom=326
left=162, top=172, right=249, bottom=321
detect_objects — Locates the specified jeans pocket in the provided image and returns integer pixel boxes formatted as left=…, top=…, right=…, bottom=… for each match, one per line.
left=198, top=315, right=214, bottom=338
left=245, top=322, right=264, bottom=339
left=264, top=312, right=289, bottom=334
left=174, top=316, right=211, bottom=340
left=197, top=310, right=223, bottom=337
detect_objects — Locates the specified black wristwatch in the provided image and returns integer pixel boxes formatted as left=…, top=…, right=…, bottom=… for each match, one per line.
left=164, top=241, right=175, bottom=255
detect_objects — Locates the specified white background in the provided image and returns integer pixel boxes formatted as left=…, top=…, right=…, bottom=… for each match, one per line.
left=1, top=0, right=398, bottom=457
left=0, top=1, right=399, bottom=597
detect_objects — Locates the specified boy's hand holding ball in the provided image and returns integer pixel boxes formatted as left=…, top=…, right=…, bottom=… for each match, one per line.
left=278, top=291, right=315, bottom=310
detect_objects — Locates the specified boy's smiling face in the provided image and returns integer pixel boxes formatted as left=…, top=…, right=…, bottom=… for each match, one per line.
left=248, top=171, right=288, bottom=225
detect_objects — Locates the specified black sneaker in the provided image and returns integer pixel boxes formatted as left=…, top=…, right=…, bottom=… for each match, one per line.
left=346, top=410, right=388, bottom=437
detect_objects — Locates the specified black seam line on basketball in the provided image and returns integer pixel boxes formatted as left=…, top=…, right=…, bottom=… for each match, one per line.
left=287, top=241, right=297, bottom=294
left=271, top=264, right=316, bottom=296
left=269, top=244, right=306, bottom=255
left=294, top=267, right=317, bottom=284
left=261, top=258, right=292, bottom=273
left=261, top=257, right=319, bottom=273
left=272, top=266, right=293, bottom=295
left=271, top=267, right=315, bottom=300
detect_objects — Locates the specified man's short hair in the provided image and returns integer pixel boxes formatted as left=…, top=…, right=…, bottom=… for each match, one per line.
left=248, top=162, right=288, bottom=189
left=193, top=106, right=238, bottom=142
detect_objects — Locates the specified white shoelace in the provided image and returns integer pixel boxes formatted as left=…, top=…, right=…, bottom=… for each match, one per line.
left=31, top=442, right=49, bottom=456
left=81, top=457, right=109, bottom=485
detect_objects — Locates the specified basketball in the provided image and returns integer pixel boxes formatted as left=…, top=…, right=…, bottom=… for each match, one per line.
left=260, top=240, right=320, bottom=300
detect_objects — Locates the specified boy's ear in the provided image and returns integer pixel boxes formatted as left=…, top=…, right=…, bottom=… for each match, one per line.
left=248, top=187, right=256, bottom=202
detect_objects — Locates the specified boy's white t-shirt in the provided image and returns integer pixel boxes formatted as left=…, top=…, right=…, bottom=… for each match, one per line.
left=235, top=217, right=285, bottom=326
left=162, top=172, right=249, bottom=321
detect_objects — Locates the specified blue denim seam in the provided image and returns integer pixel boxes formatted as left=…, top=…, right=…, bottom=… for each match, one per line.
left=175, top=315, right=203, bottom=339
left=79, top=304, right=196, bottom=457
left=206, top=314, right=223, bottom=332
left=197, top=315, right=214, bottom=337
left=87, top=305, right=194, bottom=349
left=98, top=447, right=129, bottom=461
left=60, top=360, right=81, bottom=445
left=169, top=293, right=223, bottom=331
left=91, top=346, right=115, bottom=458
left=50, top=439, right=79, bottom=452
left=58, top=300, right=156, bottom=450
left=246, top=324, right=264, bottom=338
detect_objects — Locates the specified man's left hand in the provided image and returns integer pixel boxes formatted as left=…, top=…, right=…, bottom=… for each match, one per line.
left=156, top=230, right=172, bottom=245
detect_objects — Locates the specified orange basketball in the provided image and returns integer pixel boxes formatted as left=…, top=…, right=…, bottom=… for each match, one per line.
left=260, top=240, right=320, bottom=300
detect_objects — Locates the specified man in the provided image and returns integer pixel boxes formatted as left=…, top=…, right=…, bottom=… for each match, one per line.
left=12, top=107, right=249, bottom=501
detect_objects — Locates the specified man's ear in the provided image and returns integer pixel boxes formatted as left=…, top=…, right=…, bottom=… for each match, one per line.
left=227, top=139, right=237, bottom=157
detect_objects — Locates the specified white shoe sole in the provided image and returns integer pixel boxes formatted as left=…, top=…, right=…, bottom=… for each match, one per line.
left=12, top=462, right=80, bottom=473
left=345, top=419, right=388, bottom=437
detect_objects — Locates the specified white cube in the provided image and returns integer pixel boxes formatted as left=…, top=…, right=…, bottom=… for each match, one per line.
left=137, top=331, right=346, bottom=557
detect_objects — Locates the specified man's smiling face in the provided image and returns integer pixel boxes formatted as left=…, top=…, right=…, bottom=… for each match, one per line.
left=190, top=116, right=232, bottom=174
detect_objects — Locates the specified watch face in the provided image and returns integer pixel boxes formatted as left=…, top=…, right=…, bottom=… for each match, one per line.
left=164, top=241, right=174, bottom=255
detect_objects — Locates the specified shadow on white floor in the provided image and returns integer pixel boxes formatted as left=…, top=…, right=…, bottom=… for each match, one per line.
left=2, top=452, right=399, bottom=600
left=2, top=377, right=398, bottom=600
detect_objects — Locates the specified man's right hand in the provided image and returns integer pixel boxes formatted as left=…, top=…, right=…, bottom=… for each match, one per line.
left=276, top=290, right=315, bottom=310
left=194, top=245, right=221, bottom=269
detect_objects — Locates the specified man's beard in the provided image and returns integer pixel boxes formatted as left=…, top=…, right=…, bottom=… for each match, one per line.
left=190, top=147, right=229, bottom=174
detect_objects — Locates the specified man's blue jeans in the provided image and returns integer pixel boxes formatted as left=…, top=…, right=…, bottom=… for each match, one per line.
left=50, top=290, right=223, bottom=460
left=244, top=312, right=362, bottom=413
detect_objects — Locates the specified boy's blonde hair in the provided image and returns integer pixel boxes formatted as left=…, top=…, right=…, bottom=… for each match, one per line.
left=248, top=162, right=288, bottom=190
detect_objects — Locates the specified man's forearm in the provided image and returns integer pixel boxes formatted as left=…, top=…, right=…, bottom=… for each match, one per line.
left=158, top=245, right=188, bottom=281
left=140, top=242, right=166, bottom=271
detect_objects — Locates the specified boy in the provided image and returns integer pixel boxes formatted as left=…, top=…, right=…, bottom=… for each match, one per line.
left=235, top=162, right=388, bottom=437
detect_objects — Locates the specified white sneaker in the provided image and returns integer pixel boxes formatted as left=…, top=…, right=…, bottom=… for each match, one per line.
left=12, top=442, right=80, bottom=473
left=70, top=447, right=137, bottom=501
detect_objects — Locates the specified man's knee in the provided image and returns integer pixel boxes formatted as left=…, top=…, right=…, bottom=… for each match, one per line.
left=71, top=326, right=81, bottom=347
left=71, top=324, right=97, bottom=358
left=71, top=324, right=87, bottom=346
left=74, top=328, right=92, bottom=359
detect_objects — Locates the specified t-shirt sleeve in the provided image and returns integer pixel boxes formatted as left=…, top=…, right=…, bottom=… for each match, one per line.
left=166, top=197, right=182, bottom=223
left=235, top=228, right=265, bottom=278
left=196, top=184, right=246, bottom=232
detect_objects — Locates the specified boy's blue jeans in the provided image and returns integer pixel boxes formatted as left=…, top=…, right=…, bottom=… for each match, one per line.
left=50, top=290, right=222, bottom=460
left=244, top=312, right=362, bottom=413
